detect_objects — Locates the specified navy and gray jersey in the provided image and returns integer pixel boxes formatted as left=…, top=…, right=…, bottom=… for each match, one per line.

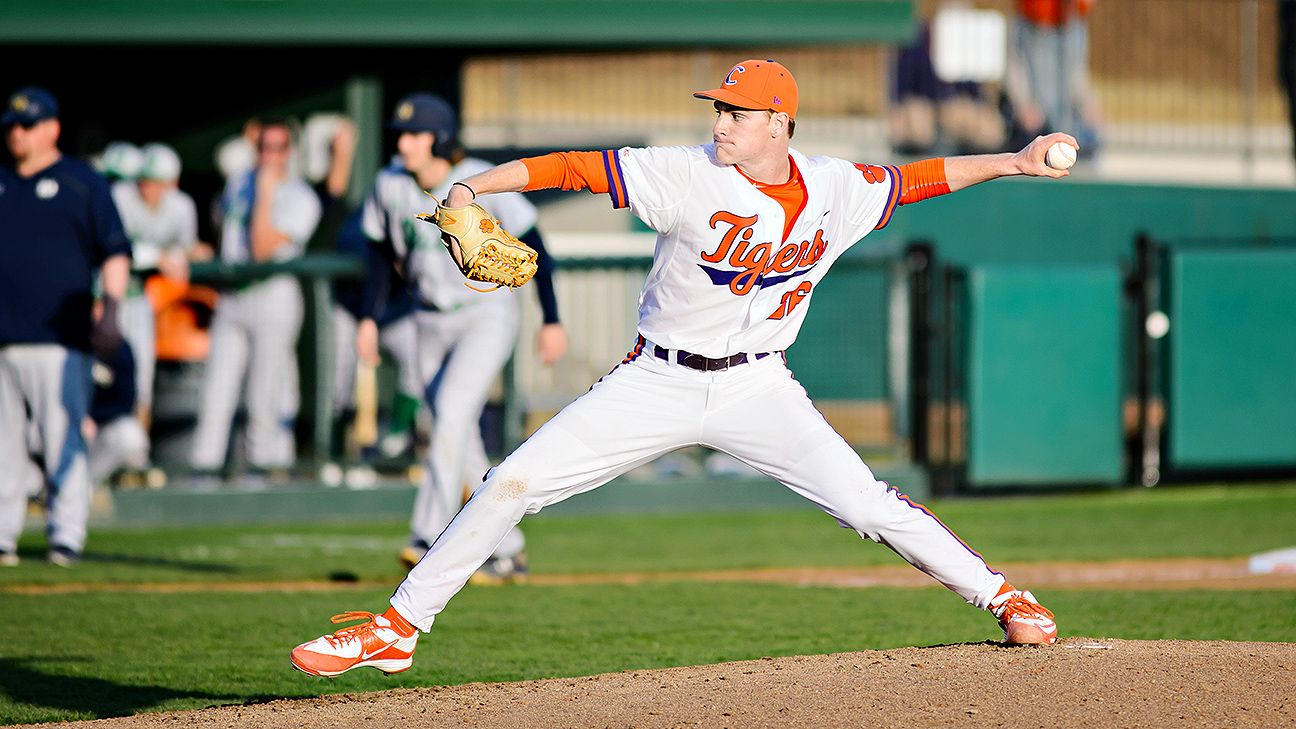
left=216, top=170, right=321, bottom=264
left=0, top=156, right=131, bottom=350
left=361, top=158, right=538, bottom=312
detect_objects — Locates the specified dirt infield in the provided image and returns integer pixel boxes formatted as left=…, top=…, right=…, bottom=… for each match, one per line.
left=6, top=556, right=1296, bottom=595
left=29, top=638, right=1294, bottom=729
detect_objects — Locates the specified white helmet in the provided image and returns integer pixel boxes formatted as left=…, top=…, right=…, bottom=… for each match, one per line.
left=215, top=133, right=256, bottom=181
left=138, top=142, right=182, bottom=182
left=301, top=112, right=346, bottom=183
left=97, top=141, right=144, bottom=181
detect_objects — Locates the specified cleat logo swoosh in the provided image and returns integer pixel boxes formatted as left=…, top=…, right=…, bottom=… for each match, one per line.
left=361, top=644, right=394, bottom=661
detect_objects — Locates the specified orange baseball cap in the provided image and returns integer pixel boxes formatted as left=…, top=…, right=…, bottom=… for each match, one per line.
left=694, top=59, right=798, bottom=119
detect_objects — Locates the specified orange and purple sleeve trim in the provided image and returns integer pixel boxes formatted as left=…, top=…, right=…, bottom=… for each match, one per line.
left=854, top=163, right=904, bottom=231
left=521, top=151, right=629, bottom=209
left=858, top=158, right=951, bottom=231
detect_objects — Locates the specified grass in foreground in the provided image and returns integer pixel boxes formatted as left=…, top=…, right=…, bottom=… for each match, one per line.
left=1, top=482, right=1293, bottom=587
left=0, top=584, right=1292, bottom=725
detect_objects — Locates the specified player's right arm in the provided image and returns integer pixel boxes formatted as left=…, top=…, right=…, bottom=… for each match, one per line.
left=443, top=152, right=623, bottom=207
left=443, top=160, right=530, bottom=207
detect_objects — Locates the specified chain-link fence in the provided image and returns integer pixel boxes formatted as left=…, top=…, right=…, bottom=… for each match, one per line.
left=460, top=1, right=1295, bottom=181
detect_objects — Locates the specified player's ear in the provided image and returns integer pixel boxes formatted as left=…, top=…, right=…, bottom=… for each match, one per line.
left=768, top=111, right=789, bottom=138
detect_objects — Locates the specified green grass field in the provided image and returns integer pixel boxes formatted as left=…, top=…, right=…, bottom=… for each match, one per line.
left=1, top=482, right=1294, bottom=725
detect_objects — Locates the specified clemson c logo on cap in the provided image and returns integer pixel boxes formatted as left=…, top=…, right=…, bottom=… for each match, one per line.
left=397, top=102, right=413, bottom=120
left=723, top=65, right=746, bottom=86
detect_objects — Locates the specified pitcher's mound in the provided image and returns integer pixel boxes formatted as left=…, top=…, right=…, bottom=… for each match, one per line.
left=47, top=638, right=1296, bottom=728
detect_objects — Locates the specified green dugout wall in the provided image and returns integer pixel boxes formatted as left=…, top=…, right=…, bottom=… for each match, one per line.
left=962, top=265, right=1125, bottom=487
left=1164, top=247, right=1296, bottom=469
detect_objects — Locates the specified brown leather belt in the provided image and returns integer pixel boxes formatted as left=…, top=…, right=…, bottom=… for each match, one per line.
left=650, top=342, right=776, bottom=372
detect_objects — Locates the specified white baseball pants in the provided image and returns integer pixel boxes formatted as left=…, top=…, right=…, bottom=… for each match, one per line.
left=392, top=341, right=1006, bottom=630
left=190, top=275, right=303, bottom=470
left=119, top=292, right=156, bottom=410
left=408, top=298, right=522, bottom=557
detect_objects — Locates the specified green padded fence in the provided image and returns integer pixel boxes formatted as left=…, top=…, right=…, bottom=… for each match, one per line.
left=1167, top=248, right=1296, bottom=468
left=965, top=265, right=1125, bottom=487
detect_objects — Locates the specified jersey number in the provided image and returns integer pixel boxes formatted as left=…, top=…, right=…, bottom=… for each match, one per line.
left=768, top=282, right=812, bottom=320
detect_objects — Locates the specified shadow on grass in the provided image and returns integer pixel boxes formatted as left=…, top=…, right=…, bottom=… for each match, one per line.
left=5, top=546, right=241, bottom=575
left=0, top=656, right=268, bottom=721
left=78, top=551, right=241, bottom=573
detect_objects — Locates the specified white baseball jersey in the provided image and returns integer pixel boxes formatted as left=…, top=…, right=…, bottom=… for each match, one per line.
left=377, top=144, right=1010, bottom=638
left=217, top=171, right=321, bottom=263
left=110, top=181, right=199, bottom=270
left=615, top=144, right=897, bottom=358
left=361, top=158, right=538, bottom=312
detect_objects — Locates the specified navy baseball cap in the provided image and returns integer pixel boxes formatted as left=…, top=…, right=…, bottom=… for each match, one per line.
left=387, top=93, right=455, bottom=136
left=2, top=86, right=59, bottom=126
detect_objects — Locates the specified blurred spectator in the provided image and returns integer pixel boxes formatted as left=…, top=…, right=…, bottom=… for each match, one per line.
left=214, top=118, right=261, bottom=185
left=110, top=142, right=203, bottom=450
left=890, top=13, right=1007, bottom=156
left=323, top=205, right=423, bottom=486
left=301, top=112, right=357, bottom=211
left=85, top=340, right=152, bottom=488
left=1003, top=0, right=1102, bottom=154
left=188, top=117, right=321, bottom=483
left=94, top=141, right=145, bottom=184
left=1280, top=1, right=1296, bottom=165
left=0, top=86, right=131, bottom=567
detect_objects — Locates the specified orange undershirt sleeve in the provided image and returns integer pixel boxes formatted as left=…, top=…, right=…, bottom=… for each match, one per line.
left=521, top=150, right=630, bottom=208
left=896, top=158, right=950, bottom=205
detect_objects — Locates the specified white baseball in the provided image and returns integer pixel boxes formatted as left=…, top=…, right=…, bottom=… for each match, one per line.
left=1045, top=141, right=1077, bottom=170
left=1146, top=311, right=1170, bottom=339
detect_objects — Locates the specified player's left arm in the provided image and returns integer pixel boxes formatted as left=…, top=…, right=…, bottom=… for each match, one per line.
left=516, top=226, right=567, bottom=365
left=99, top=254, right=130, bottom=302
left=90, top=169, right=132, bottom=302
left=943, top=132, right=1079, bottom=192
left=865, top=132, right=1079, bottom=230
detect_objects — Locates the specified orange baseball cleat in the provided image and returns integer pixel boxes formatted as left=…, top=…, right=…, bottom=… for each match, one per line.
left=291, top=608, right=419, bottom=677
left=990, top=584, right=1058, bottom=645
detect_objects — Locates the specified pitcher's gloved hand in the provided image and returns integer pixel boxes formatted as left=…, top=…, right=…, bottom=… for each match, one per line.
left=417, top=200, right=538, bottom=292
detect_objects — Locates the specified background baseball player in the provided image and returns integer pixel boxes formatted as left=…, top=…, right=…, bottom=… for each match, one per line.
left=0, top=86, right=131, bottom=567
left=84, top=340, right=151, bottom=487
left=357, top=93, right=567, bottom=582
left=24, top=337, right=152, bottom=491
left=95, top=141, right=145, bottom=185
left=325, top=204, right=424, bottom=482
left=110, top=142, right=201, bottom=439
left=189, top=117, right=321, bottom=482
left=291, top=59, right=1073, bottom=677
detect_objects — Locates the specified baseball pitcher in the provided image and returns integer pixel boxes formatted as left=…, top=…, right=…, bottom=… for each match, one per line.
left=292, top=60, right=1074, bottom=677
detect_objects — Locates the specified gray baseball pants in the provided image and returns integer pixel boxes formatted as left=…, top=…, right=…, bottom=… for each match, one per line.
left=0, top=344, right=94, bottom=553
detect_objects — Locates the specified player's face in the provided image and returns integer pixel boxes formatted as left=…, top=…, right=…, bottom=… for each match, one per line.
left=397, top=131, right=436, bottom=173
left=5, top=118, right=59, bottom=160
left=712, top=103, right=779, bottom=165
left=257, top=126, right=293, bottom=171
left=138, top=178, right=170, bottom=207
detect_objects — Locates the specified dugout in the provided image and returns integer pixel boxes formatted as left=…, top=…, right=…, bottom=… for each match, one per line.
left=0, top=0, right=919, bottom=478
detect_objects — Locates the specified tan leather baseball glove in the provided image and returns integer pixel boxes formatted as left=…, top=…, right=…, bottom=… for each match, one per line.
left=416, top=200, right=538, bottom=292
